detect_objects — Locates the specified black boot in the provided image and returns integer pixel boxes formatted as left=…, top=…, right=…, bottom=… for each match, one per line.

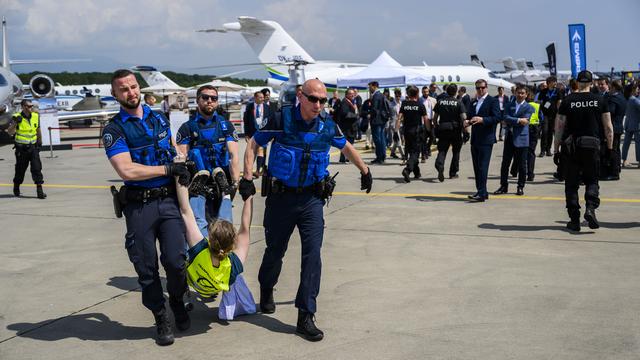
left=36, top=185, right=46, bottom=199
left=260, top=288, right=275, bottom=314
left=566, top=211, right=581, bottom=232
left=296, top=310, right=324, bottom=342
left=584, top=208, right=600, bottom=229
left=153, top=308, right=174, bottom=346
left=169, top=296, right=191, bottom=331
left=13, top=184, right=20, bottom=197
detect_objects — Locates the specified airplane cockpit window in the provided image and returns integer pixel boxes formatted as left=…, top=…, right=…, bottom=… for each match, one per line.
left=488, top=72, right=498, bottom=79
left=0, top=74, right=7, bottom=86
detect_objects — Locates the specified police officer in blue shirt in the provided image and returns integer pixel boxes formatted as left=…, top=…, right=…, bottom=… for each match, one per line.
left=102, top=69, right=191, bottom=346
left=176, top=85, right=240, bottom=223
left=240, top=79, right=372, bottom=341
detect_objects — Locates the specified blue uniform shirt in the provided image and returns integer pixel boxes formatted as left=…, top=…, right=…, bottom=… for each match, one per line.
left=102, top=105, right=173, bottom=188
left=255, top=105, right=346, bottom=188
left=176, top=111, right=237, bottom=145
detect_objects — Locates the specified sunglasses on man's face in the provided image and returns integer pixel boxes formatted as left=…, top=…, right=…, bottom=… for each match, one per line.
left=302, top=92, right=328, bottom=105
left=475, top=86, right=487, bottom=90
left=199, top=94, right=218, bottom=102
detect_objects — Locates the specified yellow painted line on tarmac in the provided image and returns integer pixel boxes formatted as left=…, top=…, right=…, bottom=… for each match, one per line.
left=2, top=183, right=639, bottom=204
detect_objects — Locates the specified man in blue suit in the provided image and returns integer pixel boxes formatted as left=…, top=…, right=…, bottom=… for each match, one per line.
left=495, top=85, right=534, bottom=196
left=466, top=79, right=501, bottom=202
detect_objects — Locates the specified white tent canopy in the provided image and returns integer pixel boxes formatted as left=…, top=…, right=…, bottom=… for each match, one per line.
left=336, top=51, right=431, bottom=88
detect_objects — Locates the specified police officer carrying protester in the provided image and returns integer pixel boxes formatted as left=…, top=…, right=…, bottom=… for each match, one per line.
left=241, top=79, right=373, bottom=341
left=9, top=99, right=46, bottom=199
left=554, top=70, right=613, bottom=232
left=432, top=83, right=468, bottom=182
left=102, top=69, right=192, bottom=346
left=397, top=85, right=430, bottom=182
left=177, top=85, right=240, bottom=222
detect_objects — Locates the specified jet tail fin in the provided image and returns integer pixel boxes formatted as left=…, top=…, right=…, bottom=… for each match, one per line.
left=502, top=57, right=517, bottom=72
left=515, top=58, right=527, bottom=71
left=470, top=54, right=485, bottom=68
left=198, top=16, right=315, bottom=64
left=131, top=66, right=182, bottom=89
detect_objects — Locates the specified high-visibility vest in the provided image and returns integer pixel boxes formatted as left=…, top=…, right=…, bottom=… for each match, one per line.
left=13, top=112, right=39, bottom=144
left=528, top=102, right=540, bottom=126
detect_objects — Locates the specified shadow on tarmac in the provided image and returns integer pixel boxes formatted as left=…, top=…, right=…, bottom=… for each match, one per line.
left=478, top=222, right=595, bottom=234
left=407, top=195, right=469, bottom=203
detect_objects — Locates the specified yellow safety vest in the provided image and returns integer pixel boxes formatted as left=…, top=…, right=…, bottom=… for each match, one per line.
left=186, top=239, right=232, bottom=297
left=13, top=112, right=39, bottom=145
left=528, top=102, right=540, bottom=126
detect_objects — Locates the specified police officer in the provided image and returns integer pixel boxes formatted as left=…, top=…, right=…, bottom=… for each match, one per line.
left=10, top=99, right=46, bottom=199
left=539, top=76, right=562, bottom=157
left=554, top=70, right=613, bottom=232
left=397, top=85, right=429, bottom=182
left=432, top=83, right=468, bottom=182
left=600, top=80, right=626, bottom=180
left=102, top=69, right=192, bottom=346
left=242, top=79, right=372, bottom=341
left=176, top=85, right=240, bottom=221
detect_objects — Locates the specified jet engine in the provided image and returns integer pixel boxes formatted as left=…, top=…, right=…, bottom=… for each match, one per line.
left=29, top=74, right=55, bottom=98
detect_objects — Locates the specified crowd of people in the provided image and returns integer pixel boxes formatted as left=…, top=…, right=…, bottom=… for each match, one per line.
left=328, top=76, right=640, bottom=191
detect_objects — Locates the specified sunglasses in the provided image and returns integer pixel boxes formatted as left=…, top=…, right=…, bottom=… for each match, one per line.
left=475, top=86, right=487, bottom=90
left=302, top=92, right=328, bottom=105
left=199, top=94, right=218, bottom=102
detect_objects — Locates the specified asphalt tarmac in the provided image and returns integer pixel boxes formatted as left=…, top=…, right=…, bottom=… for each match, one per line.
left=1, top=139, right=639, bottom=360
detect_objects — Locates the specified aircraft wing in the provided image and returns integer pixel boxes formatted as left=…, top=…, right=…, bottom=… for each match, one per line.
left=57, top=108, right=120, bottom=121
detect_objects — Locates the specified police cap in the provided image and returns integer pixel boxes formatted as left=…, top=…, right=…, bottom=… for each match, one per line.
left=576, top=70, right=593, bottom=83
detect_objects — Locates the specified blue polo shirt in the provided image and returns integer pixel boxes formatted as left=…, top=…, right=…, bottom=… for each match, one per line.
left=102, top=105, right=172, bottom=188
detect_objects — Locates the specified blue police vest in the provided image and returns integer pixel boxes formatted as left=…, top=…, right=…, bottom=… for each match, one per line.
left=112, top=110, right=175, bottom=187
left=268, top=106, right=334, bottom=188
left=187, top=113, right=230, bottom=172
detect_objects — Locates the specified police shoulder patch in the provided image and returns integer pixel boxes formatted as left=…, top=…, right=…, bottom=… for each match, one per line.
left=103, top=133, right=114, bottom=148
left=176, top=131, right=183, bottom=144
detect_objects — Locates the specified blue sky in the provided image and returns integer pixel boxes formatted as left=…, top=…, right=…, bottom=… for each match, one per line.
left=2, top=0, right=639, bottom=77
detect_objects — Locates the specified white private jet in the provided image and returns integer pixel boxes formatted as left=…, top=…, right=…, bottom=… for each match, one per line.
left=472, top=54, right=572, bottom=85
left=197, top=17, right=514, bottom=95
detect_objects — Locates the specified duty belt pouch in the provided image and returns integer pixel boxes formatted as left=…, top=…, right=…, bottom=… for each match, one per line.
left=261, top=169, right=272, bottom=197
left=575, top=136, right=600, bottom=151
left=110, top=186, right=123, bottom=218
left=562, top=135, right=575, bottom=156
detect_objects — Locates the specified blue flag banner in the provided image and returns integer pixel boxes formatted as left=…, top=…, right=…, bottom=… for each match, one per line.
left=568, top=24, right=587, bottom=78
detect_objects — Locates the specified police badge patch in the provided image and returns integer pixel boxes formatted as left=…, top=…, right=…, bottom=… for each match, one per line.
left=103, top=133, right=113, bottom=148
left=176, top=131, right=183, bottom=144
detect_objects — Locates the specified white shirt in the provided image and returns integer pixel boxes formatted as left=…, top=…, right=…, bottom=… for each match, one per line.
left=475, top=94, right=488, bottom=114
left=515, top=100, right=525, bottom=114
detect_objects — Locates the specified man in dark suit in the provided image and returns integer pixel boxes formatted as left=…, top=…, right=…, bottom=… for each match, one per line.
left=466, top=79, right=501, bottom=201
left=495, top=86, right=509, bottom=141
left=336, top=88, right=360, bottom=163
left=243, top=91, right=269, bottom=176
left=368, top=81, right=390, bottom=164
left=457, top=86, right=471, bottom=111
left=495, top=85, right=534, bottom=196
left=262, top=88, right=278, bottom=115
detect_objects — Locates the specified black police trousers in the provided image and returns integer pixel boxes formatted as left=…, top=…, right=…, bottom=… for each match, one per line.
left=403, top=127, right=422, bottom=176
left=435, top=130, right=462, bottom=177
left=259, top=192, right=325, bottom=314
left=540, top=114, right=556, bottom=153
left=565, top=148, right=600, bottom=219
left=123, top=196, right=187, bottom=313
left=13, top=144, right=44, bottom=186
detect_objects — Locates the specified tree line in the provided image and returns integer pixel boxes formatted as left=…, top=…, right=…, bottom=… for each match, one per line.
left=17, top=71, right=267, bottom=88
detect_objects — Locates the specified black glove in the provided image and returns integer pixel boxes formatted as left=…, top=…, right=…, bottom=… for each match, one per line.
left=238, top=178, right=256, bottom=201
left=462, top=132, right=470, bottom=144
left=553, top=153, right=561, bottom=166
left=165, top=163, right=191, bottom=186
left=360, top=168, right=372, bottom=193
